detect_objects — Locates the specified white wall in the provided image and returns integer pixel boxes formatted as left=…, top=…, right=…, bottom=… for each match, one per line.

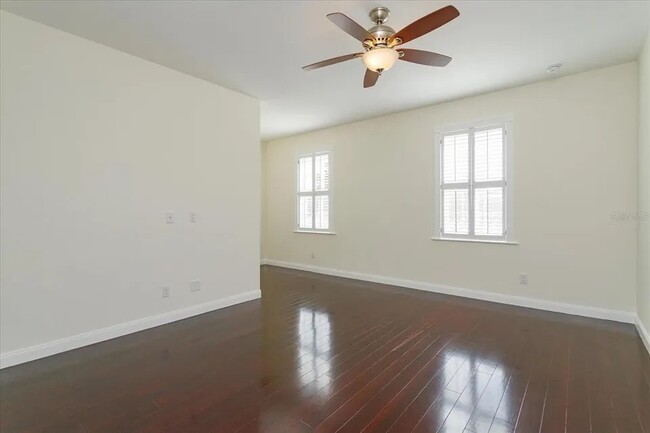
left=639, top=31, right=650, bottom=335
left=0, top=12, right=260, bottom=358
left=264, top=62, right=638, bottom=316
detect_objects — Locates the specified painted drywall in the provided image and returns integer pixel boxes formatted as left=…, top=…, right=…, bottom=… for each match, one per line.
left=639, top=30, right=650, bottom=334
left=261, top=141, right=267, bottom=260
left=264, top=62, right=638, bottom=314
left=0, top=11, right=260, bottom=356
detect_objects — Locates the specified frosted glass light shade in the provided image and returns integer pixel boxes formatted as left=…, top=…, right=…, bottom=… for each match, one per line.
left=362, top=48, right=399, bottom=72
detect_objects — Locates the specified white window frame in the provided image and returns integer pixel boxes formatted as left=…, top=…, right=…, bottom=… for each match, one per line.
left=295, top=151, right=335, bottom=234
left=433, top=117, right=516, bottom=244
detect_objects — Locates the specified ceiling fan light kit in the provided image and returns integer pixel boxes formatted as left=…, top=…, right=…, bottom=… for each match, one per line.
left=302, top=5, right=460, bottom=88
left=362, top=47, right=399, bottom=72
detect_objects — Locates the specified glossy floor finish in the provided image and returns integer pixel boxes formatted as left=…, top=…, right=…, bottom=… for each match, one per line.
left=1, top=266, right=649, bottom=433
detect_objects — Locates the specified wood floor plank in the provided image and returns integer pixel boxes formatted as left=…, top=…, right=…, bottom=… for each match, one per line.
left=538, top=334, right=570, bottom=433
left=0, top=265, right=647, bottom=433
left=415, top=368, right=492, bottom=433
left=336, top=334, right=453, bottom=433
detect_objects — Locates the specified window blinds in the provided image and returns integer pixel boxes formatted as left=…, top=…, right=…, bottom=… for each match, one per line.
left=440, top=126, right=506, bottom=239
left=298, top=152, right=330, bottom=230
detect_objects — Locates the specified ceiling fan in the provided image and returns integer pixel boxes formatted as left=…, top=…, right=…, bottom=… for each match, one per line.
left=303, top=5, right=459, bottom=88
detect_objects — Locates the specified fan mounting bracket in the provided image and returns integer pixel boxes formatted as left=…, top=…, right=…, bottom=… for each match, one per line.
left=369, top=7, right=390, bottom=25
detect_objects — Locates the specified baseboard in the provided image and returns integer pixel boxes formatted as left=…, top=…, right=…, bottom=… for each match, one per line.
left=0, top=290, right=261, bottom=369
left=262, top=259, right=636, bottom=325
left=637, top=316, right=650, bottom=355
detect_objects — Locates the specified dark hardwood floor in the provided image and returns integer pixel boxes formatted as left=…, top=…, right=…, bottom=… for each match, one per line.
left=1, top=265, right=649, bottom=433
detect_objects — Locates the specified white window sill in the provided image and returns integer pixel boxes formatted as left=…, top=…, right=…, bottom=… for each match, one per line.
left=431, top=237, right=519, bottom=245
left=294, top=230, right=337, bottom=235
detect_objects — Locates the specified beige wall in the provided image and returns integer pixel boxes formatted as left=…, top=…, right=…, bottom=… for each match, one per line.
left=0, top=12, right=260, bottom=355
left=261, top=141, right=268, bottom=260
left=639, top=31, right=650, bottom=332
left=264, top=62, right=638, bottom=314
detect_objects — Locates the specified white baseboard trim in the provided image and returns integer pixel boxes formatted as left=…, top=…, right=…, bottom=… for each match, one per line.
left=0, top=290, right=261, bottom=369
left=637, top=316, right=650, bottom=355
left=262, top=259, right=636, bottom=325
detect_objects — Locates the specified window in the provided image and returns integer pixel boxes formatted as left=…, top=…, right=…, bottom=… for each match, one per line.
left=297, top=152, right=331, bottom=232
left=435, top=120, right=514, bottom=242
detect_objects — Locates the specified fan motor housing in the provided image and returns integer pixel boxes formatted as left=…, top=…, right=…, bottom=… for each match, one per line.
left=364, top=7, right=399, bottom=49
left=368, top=24, right=395, bottom=42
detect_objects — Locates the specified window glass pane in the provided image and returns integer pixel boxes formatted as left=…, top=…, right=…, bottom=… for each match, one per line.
left=442, top=133, right=469, bottom=184
left=315, top=153, right=329, bottom=192
left=299, top=156, right=313, bottom=192
left=442, top=189, right=469, bottom=235
left=474, top=128, right=503, bottom=182
left=299, top=196, right=313, bottom=229
left=314, top=195, right=329, bottom=230
left=475, top=187, right=504, bottom=236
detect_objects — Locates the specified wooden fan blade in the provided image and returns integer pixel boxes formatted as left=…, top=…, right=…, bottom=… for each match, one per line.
left=391, top=5, right=459, bottom=45
left=303, top=53, right=362, bottom=71
left=363, top=69, right=380, bottom=88
left=399, top=49, right=452, bottom=67
left=327, top=13, right=373, bottom=42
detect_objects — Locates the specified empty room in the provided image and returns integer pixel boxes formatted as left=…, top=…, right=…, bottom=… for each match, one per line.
left=0, top=1, right=649, bottom=432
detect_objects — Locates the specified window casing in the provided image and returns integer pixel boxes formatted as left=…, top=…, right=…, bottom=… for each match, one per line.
left=435, top=119, right=514, bottom=242
left=296, top=152, right=331, bottom=232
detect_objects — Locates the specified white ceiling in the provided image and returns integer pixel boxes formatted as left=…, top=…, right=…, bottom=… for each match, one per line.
left=2, top=1, right=649, bottom=140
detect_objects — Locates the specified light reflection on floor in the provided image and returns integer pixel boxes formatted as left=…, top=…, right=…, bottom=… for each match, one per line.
left=291, top=310, right=514, bottom=432
left=432, top=349, right=511, bottom=433
left=297, top=308, right=332, bottom=396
